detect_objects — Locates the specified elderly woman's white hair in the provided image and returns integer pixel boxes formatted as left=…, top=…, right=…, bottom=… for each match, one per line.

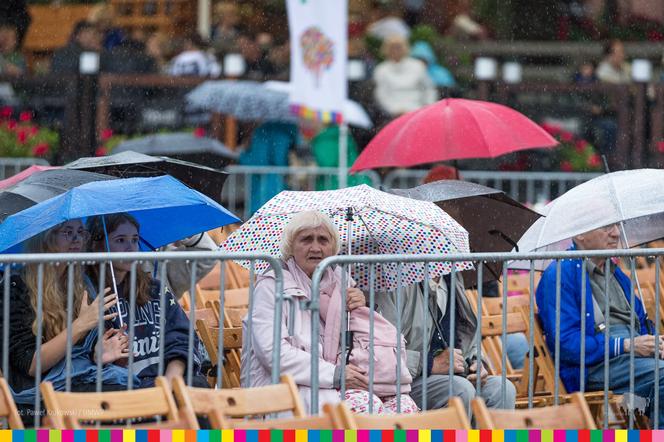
left=280, top=210, right=340, bottom=260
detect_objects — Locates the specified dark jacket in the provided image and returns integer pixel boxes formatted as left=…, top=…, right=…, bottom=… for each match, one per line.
left=536, top=255, right=650, bottom=392
left=84, top=276, right=202, bottom=387
left=2, top=275, right=42, bottom=393
left=50, top=42, right=109, bottom=75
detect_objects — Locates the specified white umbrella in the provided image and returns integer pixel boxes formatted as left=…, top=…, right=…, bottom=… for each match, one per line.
left=517, top=169, right=664, bottom=254
left=263, top=81, right=373, bottom=129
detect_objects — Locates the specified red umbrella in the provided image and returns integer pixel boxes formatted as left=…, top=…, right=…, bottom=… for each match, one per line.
left=350, top=98, right=558, bottom=172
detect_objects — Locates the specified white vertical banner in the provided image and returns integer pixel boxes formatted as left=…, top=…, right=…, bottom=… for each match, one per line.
left=287, top=0, right=348, bottom=122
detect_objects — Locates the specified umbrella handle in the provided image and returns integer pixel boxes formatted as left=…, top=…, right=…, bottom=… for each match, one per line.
left=102, top=215, right=124, bottom=329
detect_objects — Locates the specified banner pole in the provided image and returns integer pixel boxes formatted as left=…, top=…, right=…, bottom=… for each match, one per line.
left=339, top=121, right=348, bottom=188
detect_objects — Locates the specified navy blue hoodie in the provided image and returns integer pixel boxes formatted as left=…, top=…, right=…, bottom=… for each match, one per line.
left=84, top=276, right=202, bottom=387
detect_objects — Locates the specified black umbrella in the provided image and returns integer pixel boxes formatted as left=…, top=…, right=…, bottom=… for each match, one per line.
left=0, top=169, right=116, bottom=222
left=392, top=180, right=542, bottom=287
left=112, top=133, right=238, bottom=169
left=65, top=151, right=228, bottom=202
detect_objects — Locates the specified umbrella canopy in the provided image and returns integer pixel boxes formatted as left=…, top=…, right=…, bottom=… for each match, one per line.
left=113, top=133, right=238, bottom=170
left=517, top=169, right=664, bottom=255
left=0, top=165, right=59, bottom=190
left=220, top=184, right=472, bottom=291
left=0, top=175, right=240, bottom=253
left=392, top=180, right=542, bottom=286
left=187, top=80, right=373, bottom=128
left=0, top=169, right=116, bottom=222
left=64, top=151, right=228, bottom=202
left=350, top=98, right=558, bottom=172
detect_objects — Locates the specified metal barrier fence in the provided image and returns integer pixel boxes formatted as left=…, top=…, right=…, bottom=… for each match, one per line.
left=222, top=165, right=382, bottom=220
left=0, top=158, right=49, bottom=180
left=383, top=169, right=602, bottom=206
left=0, top=251, right=282, bottom=427
left=5, top=247, right=664, bottom=428
left=304, top=249, right=664, bottom=429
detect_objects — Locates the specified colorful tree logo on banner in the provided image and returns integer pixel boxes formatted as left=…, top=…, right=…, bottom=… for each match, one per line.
left=300, top=26, right=334, bottom=87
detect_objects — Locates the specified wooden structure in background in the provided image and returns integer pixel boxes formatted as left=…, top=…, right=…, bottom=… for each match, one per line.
left=109, top=0, right=196, bottom=37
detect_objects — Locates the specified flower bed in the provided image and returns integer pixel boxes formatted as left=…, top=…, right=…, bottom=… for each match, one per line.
left=0, top=107, right=59, bottom=159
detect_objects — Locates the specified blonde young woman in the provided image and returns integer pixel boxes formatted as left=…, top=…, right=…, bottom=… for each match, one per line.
left=5, top=220, right=131, bottom=423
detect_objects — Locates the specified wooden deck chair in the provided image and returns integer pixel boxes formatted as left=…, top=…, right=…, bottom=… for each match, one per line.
left=196, top=286, right=249, bottom=389
left=480, top=312, right=527, bottom=382
left=179, top=292, right=191, bottom=312
left=172, top=374, right=306, bottom=429
left=0, top=377, right=23, bottom=428
left=335, top=397, right=471, bottom=430
left=472, top=392, right=596, bottom=429
left=40, top=377, right=198, bottom=429
left=517, top=306, right=633, bottom=428
left=189, top=306, right=243, bottom=388
left=218, top=403, right=341, bottom=430
left=484, top=294, right=532, bottom=316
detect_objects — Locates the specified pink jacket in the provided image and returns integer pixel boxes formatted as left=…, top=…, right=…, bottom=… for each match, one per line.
left=240, top=259, right=340, bottom=414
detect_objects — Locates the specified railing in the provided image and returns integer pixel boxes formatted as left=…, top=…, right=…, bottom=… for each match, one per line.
left=304, top=249, right=664, bottom=428
left=0, top=158, right=49, bottom=180
left=0, top=251, right=282, bottom=427
left=383, top=169, right=602, bottom=205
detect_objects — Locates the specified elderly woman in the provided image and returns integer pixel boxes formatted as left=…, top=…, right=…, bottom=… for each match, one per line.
left=242, top=210, right=417, bottom=414
left=373, top=34, right=437, bottom=118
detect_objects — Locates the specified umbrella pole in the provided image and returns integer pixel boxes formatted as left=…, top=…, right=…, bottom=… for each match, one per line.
left=102, top=215, right=124, bottom=329
left=344, top=207, right=353, bottom=363
left=339, top=122, right=349, bottom=189
left=601, top=155, right=647, bottom=307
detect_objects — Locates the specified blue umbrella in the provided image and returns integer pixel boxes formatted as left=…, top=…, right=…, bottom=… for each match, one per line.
left=0, top=175, right=240, bottom=253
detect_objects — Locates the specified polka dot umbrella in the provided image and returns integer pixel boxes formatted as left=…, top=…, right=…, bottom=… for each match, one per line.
left=220, top=184, right=472, bottom=291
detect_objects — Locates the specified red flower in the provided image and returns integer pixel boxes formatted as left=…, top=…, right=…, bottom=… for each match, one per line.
left=560, top=161, right=574, bottom=172
left=0, top=107, right=12, bottom=118
left=658, top=141, right=664, bottom=153
left=7, top=120, right=16, bottom=130
left=95, top=146, right=108, bottom=157
left=560, top=131, right=574, bottom=142
left=587, top=154, right=601, bottom=168
left=19, top=111, right=32, bottom=122
left=29, top=126, right=39, bottom=136
left=541, top=123, right=561, bottom=136
left=100, top=128, right=114, bottom=141
left=31, top=143, right=49, bottom=157
left=574, top=139, right=589, bottom=153
left=193, top=127, right=206, bottom=138
left=17, top=130, right=27, bottom=144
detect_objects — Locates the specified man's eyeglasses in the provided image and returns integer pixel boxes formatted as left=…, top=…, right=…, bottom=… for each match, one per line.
left=600, top=223, right=620, bottom=232
left=56, top=228, right=91, bottom=242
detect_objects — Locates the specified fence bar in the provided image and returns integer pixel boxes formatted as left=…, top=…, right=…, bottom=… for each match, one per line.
left=603, top=258, right=610, bottom=429
left=127, top=263, right=137, bottom=391
left=395, top=262, right=404, bottom=412
left=33, top=264, right=44, bottom=428
left=158, top=262, right=168, bottom=377
left=3, top=265, right=10, bottom=380
left=187, top=261, right=198, bottom=387
left=64, top=263, right=75, bottom=392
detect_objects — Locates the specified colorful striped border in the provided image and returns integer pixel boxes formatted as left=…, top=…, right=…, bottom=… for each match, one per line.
left=0, top=431, right=663, bottom=442
left=290, top=104, right=344, bottom=125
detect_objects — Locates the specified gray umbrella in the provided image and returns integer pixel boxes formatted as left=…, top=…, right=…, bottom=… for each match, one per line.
left=392, top=180, right=542, bottom=286
left=0, top=169, right=115, bottom=222
left=113, top=133, right=238, bottom=170
left=186, top=80, right=373, bottom=128
left=187, top=80, right=294, bottom=122
left=65, top=151, right=229, bottom=202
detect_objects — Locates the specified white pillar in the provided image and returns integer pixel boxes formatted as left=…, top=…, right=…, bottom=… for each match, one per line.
left=197, top=0, right=211, bottom=39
